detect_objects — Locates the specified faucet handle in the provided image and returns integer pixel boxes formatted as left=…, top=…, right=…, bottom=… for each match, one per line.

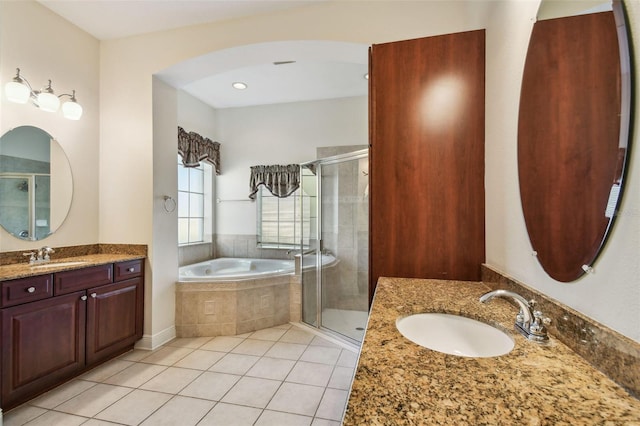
left=530, top=310, right=551, bottom=339
left=23, top=252, right=37, bottom=264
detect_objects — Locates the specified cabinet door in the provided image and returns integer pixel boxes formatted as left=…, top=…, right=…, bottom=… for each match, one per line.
left=369, top=30, right=486, bottom=301
left=86, top=278, right=142, bottom=365
left=1, top=291, right=86, bottom=409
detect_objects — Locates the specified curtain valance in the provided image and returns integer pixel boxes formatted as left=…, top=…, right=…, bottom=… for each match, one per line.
left=178, top=126, right=221, bottom=174
left=249, top=164, right=300, bottom=200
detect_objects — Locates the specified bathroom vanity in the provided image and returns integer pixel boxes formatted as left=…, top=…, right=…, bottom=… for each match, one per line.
left=0, top=254, right=145, bottom=410
left=344, top=278, right=640, bottom=424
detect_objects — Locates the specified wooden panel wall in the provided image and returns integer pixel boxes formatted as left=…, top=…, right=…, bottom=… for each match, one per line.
left=369, top=30, right=486, bottom=301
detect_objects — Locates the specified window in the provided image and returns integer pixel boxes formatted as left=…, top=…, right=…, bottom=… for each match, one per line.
left=178, top=155, right=213, bottom=245
left=257, top=187, right=310, bottom=249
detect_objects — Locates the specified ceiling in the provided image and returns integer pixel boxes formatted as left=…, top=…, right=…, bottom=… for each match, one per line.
left=37, top=0, right=368, bottom=109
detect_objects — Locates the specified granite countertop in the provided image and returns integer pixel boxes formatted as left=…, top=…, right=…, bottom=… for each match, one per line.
left=343, top=277, right=640, bottom=425
left=0, top=253, right=145, bottom=282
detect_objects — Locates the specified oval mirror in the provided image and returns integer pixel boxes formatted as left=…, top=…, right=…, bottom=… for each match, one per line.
left=0, top=126, right=73, bottom=240
left=517, top=1, right=632, bottom=282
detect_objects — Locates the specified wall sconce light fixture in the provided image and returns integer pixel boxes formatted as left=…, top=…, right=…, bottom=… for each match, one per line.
left=4, top=68, right=83, bottom=120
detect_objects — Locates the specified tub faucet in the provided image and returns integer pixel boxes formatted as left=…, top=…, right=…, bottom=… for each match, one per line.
left=480, top=289, right=550, bottom=342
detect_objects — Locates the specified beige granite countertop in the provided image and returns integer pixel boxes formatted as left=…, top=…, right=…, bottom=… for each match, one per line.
left=343, top=277, right=640, bottom=425
left=0, top=253, right=145, bottom=281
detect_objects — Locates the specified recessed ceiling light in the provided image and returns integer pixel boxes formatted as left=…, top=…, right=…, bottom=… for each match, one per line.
left=232, top=82, right=247, bottom=90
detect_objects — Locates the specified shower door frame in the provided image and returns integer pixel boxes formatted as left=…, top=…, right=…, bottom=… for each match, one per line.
left=300, top=148, right=369, bottom=345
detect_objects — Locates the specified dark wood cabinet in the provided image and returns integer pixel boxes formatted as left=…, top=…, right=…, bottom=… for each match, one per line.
left=86, top=277, right=143, bottom=365
left=1, top=291, right=86, bottom=408
left=0, top=259, right=144, bottom=410
left=369, top=30, right=486, bottom=301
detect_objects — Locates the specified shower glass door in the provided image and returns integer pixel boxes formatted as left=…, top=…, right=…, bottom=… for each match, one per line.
left=300, top=149, right=369, bottom=344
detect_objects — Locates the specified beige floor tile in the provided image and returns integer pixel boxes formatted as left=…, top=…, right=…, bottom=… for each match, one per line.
left=266, top=382, right=324, bottom=416
left=21, top=410, right=87, bottom=426
left=103, top=363, right=167, bottom=388
left=286, top=361, right=334, bottom=387
left=209, top=353, right=260, bottom=375
left=139, top=367, right=202, bottom=394
left=327, top=366, right=355, bottom=390
left=273, top=323, right=293, bottom=329
left=179, top=372, right=241, bottom=401
left=255, top=410, right=312, bottom=426
left=119, top=349, right=153, bottom=362
left=55, top=383, right=132, bottom=417
left=263, top=342, right=308, bottom=360
left=165, top=336, right=212, bottom=348
left=200, top=336, right=244, bottom=352
left=249, top=327, right=287, bottom=341
left=140, top=395, right=214, bottom=426
left=336, top=350, right=359, bottom=368
left=3, top=405, right=47, bottom=426
left=79, top=359, right=135, bottom=382
left=82, top=420, right=127, bottom=426
left=173, top=349, right=226, bottom=370
left=29, top=379, right=96, bottom=409
left=299, top=346, right=341, bottom=365
left=197, top=402, right=262, bottom=425
left=230, top=338, right=274, bottom=356
left=311, top=419, right=341, bottom=426
left=315, top=388, right=349, bottom=421
left=308, top=336, right=342, bottom=349
left=140, top=346, right=193, bottom=366
left=94, top=389, right=172, bottom=425
left=279, top=329, right=316, bottom=344
left=221, top=377, right=282, bottom=408
left=246, top=357, right=296, bottom=381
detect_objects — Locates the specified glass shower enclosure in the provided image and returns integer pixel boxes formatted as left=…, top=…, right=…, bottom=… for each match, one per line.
left=300, top=149, right=369, bottom=344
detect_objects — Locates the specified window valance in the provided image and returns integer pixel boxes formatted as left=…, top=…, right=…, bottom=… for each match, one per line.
left=249, top=164, right=300, bottom=200
left=178, top=126, right=221, bottom=175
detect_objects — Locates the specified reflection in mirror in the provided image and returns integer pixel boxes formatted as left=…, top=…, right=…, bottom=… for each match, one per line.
left=537, top=1, right=612, bottom=20
left=0, top=126, right=73, bottom=241
left=518, top=1, right=632, bottom=282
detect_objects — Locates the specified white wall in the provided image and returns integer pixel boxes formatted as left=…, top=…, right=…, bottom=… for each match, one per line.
left=485, top=1, right=640, bottom=341
left=0, top=1, right=100, bottom=251
left=215, top=96, right=367, bottom=235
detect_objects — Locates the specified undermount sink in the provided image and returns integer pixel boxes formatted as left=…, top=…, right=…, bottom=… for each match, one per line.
left=30, top=261, right=88, bottom=269
left=396, top=313, right=514, bottom=358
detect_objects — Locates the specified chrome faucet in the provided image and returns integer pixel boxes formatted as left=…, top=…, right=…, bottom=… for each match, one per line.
left=480, top=289, right=550, bottom=342
left=23, top=246, right=55, bottom=264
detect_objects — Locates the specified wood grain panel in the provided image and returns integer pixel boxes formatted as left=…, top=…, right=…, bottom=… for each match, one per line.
left=369, top=30, right=486, bottom=300
left=518, top=12, right=622, bottom=282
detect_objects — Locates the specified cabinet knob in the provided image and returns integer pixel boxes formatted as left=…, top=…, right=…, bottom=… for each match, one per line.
left=80, top=295, right=88, bottom=301
left=27, top=286, right=36, bottom=293
left=91, top=293, right=97, bottom=298
left=127, top=267, right=135, bottom=273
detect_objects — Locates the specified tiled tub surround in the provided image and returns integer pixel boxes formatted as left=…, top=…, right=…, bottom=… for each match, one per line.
left=482, top=264, right=640, bottom=398
left=175, top=274, right=301, bottom=337
left=344, top=277, right=640, bottom=425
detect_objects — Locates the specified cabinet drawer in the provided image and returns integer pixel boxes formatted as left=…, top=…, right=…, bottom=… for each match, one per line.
left=114, top=259, right=143, bottom=282
left=54, top=264, right=113, bottom=295
left=1, top=275, right=53, bottom=308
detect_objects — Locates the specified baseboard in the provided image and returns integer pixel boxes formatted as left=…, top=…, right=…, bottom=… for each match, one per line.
left=135, top=325, right=176, bottom=351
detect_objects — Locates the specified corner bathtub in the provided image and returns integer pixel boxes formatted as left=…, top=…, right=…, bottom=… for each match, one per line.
left=179, top=257, right=294, bottom=282
left=176, top=257, right=298, bottom=338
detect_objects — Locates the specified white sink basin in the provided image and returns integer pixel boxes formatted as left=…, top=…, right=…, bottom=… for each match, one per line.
left=396, top=313, right=514, bottom=358
left=30, top=261, right=88, bottom=269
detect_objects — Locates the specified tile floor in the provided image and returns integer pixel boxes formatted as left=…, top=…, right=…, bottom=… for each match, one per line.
left=4, top=323, right=360, bottom=426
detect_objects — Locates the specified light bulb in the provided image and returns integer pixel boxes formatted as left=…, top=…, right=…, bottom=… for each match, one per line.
left=37, top=92, right=60, bottom=112
left=4, top=80, right=31, bottom=103
left=62, top=100, right=83, bottom=120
